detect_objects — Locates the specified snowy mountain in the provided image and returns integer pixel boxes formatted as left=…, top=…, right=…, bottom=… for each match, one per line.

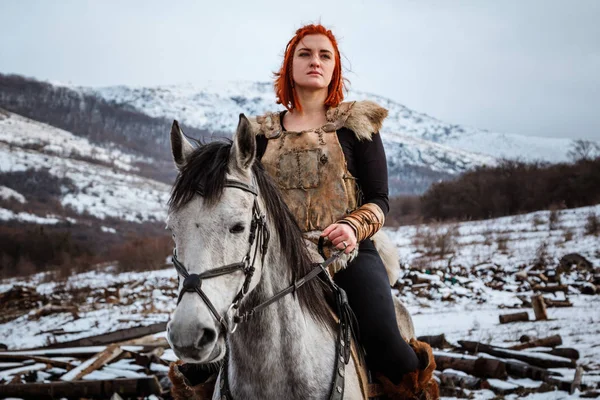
left=0, top=108, right=169, bottom=225
left=81, top=80, right=577, bottom=164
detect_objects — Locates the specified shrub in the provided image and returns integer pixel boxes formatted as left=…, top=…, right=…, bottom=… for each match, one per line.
left=412, top=224, right=460, bottom=258
left=585, top=212, right=599, bottom=236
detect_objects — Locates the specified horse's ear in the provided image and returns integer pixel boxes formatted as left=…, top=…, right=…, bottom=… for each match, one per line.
left=229, top=114, right=256, bottom=173
left=170, top=120, right=195, bottom=170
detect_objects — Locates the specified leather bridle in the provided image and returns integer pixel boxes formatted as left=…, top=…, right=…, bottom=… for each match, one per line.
left=171, top=178, right=358, bottom=400
left=172, top=179, right=269, bottom=333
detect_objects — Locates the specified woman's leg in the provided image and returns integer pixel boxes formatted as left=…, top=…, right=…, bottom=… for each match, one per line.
left=333, top=239, right=419, bottom=383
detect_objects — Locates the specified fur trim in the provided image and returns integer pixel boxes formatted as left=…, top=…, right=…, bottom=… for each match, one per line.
left=343, top=100, right=388, bottom=141
left=249, top=100, right=388, bottom=141
left=376, top=339, right=440, bottom=400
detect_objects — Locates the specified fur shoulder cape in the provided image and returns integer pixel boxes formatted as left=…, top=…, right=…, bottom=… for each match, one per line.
left=249, top=100, right=388, bottom=141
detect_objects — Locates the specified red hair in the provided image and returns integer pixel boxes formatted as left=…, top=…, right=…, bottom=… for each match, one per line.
left=274, top=24, right=346, bottom=112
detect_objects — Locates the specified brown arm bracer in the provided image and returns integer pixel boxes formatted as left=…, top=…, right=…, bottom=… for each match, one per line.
left=336, top=203, right=385, bottom=242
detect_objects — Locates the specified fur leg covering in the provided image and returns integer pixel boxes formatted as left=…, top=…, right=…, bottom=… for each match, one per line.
left=377, top=339, right=440, bottom=400
left=168, top=362, right=215, bottom=400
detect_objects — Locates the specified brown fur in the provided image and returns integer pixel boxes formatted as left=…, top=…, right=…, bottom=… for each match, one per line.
left=343, top=100, right=388, bottom=141
left=376, top=339, right=440, bottom=400
left=168, top=362, right=214, bottom=400
left=250, top=100, right=389, bottom=142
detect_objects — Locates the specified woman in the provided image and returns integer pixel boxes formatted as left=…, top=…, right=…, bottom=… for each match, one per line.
left=170, top=23, right=439, bottom=400
left=251, top=24, right=438, bottom=399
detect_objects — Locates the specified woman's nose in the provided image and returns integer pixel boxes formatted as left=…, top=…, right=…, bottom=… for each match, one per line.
left=310, top=55, right=321, bottom=67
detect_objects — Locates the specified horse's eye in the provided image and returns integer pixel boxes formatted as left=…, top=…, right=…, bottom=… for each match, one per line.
left=229, top=223, right=245, bottom=234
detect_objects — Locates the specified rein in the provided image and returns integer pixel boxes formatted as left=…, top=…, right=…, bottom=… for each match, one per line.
left=171, top=179, right=357, bottom=400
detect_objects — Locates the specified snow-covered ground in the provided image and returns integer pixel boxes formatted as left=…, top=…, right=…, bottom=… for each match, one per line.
left=0, top=204, right=598, bottom=398
left=0, top=110, right=170, bottom=223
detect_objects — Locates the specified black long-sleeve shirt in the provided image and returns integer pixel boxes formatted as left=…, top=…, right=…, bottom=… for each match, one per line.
left=256, top=123, right=389, bottom=216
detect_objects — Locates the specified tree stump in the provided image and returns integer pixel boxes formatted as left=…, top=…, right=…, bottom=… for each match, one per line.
left=532, top=295, right=548, bottom=321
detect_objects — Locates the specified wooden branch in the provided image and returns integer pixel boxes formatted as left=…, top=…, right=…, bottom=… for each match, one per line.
left=0, top=354, right=73, bottom=370
left=509, top=335, right=562, bottom=350
left=28, top=304, right=79, bottom=321
left=42, top=322, right=166, bottom=349
left=571, top=366, right=583, bottom=394
left=60, top=344, right=123, bottom=381
left=458, top=341, right=575, bottom=369
left=0, top=377, right=161, bottom=399
left=499, top=311, right=529, bottom=324
left=0, top=362, right=23, bottom=372
left=532, top=295, right=548, bottom=321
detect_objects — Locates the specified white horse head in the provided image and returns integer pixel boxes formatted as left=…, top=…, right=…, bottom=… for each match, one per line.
left=166, top=115, right=264, bottom=363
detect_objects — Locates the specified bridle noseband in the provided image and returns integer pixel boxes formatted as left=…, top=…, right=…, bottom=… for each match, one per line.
left=172, top=179, right=269, bottom=333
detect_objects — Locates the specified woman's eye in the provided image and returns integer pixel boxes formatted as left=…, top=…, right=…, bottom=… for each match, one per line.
left=299, top=52, right=309, bottom=57
left=230, top=223, right=245, bottom=234
left=321, top=54, right=331, bottom=59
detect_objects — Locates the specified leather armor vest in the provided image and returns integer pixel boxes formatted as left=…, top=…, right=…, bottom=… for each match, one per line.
left=256, top=102, right=358, bottom=232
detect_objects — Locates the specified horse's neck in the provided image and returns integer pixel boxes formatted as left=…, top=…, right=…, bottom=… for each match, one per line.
left=227, top=249, right=336, bottom=399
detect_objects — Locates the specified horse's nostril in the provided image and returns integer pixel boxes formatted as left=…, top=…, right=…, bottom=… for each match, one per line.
left=197, top=328, right=216, bottom=348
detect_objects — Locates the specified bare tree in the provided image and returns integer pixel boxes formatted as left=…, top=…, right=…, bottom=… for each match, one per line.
left=567, top=139, right=599, bottom=161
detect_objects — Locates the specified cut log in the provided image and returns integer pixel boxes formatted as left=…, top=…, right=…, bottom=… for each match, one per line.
left=60, top=344, right=123, bottom=381
left=543, top=298, right=573, bottom=308
left=499, top=311, right=529, bottom=324
left=433, top=352, right=507, bottom=379
left=41, top=322, right=166, bottom=349
left=532, top=295, right=548, bottom=321
left=486, top=378, right=520, bottom=395
left=417, top=334, right=450, bottom=349
left=458, top=341, right=575, bottom=369
left=532, top=284, right=568, bottom=293
left=503, top=359, right=559, bottom=381
left=439, top=370, right=483, bottom=389
left=543, top=347, right=579, bottom=360
left=571, top=366, right=583, bottom=394
left=0, top=377, right=161, bottom=399
left=509, top=335, right=562, bottom=350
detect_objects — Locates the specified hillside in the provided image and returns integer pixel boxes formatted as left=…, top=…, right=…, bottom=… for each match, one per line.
left=0, top=109, right=173, bottom=277
left=84, top=80, right=578, bottom=163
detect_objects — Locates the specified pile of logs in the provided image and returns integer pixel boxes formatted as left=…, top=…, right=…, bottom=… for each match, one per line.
left=0, top=285, right=47, bottom=324
left=396, top=252, right=599, bottom=302
left=421, top=333, right=598, bottom=398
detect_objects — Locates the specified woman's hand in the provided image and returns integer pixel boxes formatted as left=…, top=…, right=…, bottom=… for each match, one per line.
left=321, top=223, right=357, bottom=254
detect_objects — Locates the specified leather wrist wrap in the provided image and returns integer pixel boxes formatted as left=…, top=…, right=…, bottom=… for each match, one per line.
left=337, top=203, right=385, bottom=242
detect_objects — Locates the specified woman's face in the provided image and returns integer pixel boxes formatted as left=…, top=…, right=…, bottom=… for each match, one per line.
left=291, top=34, right=336, bottom=91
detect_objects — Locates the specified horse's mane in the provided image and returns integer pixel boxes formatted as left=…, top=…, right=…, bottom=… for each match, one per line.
left=168, top=140, right=335, bottom=330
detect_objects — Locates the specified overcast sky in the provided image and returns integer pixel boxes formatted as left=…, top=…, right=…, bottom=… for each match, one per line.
left=1, top=0, right=598, bottom=140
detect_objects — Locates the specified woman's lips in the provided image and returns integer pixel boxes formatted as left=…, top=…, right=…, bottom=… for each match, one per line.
left=308, top=71, right=322, bottom=76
